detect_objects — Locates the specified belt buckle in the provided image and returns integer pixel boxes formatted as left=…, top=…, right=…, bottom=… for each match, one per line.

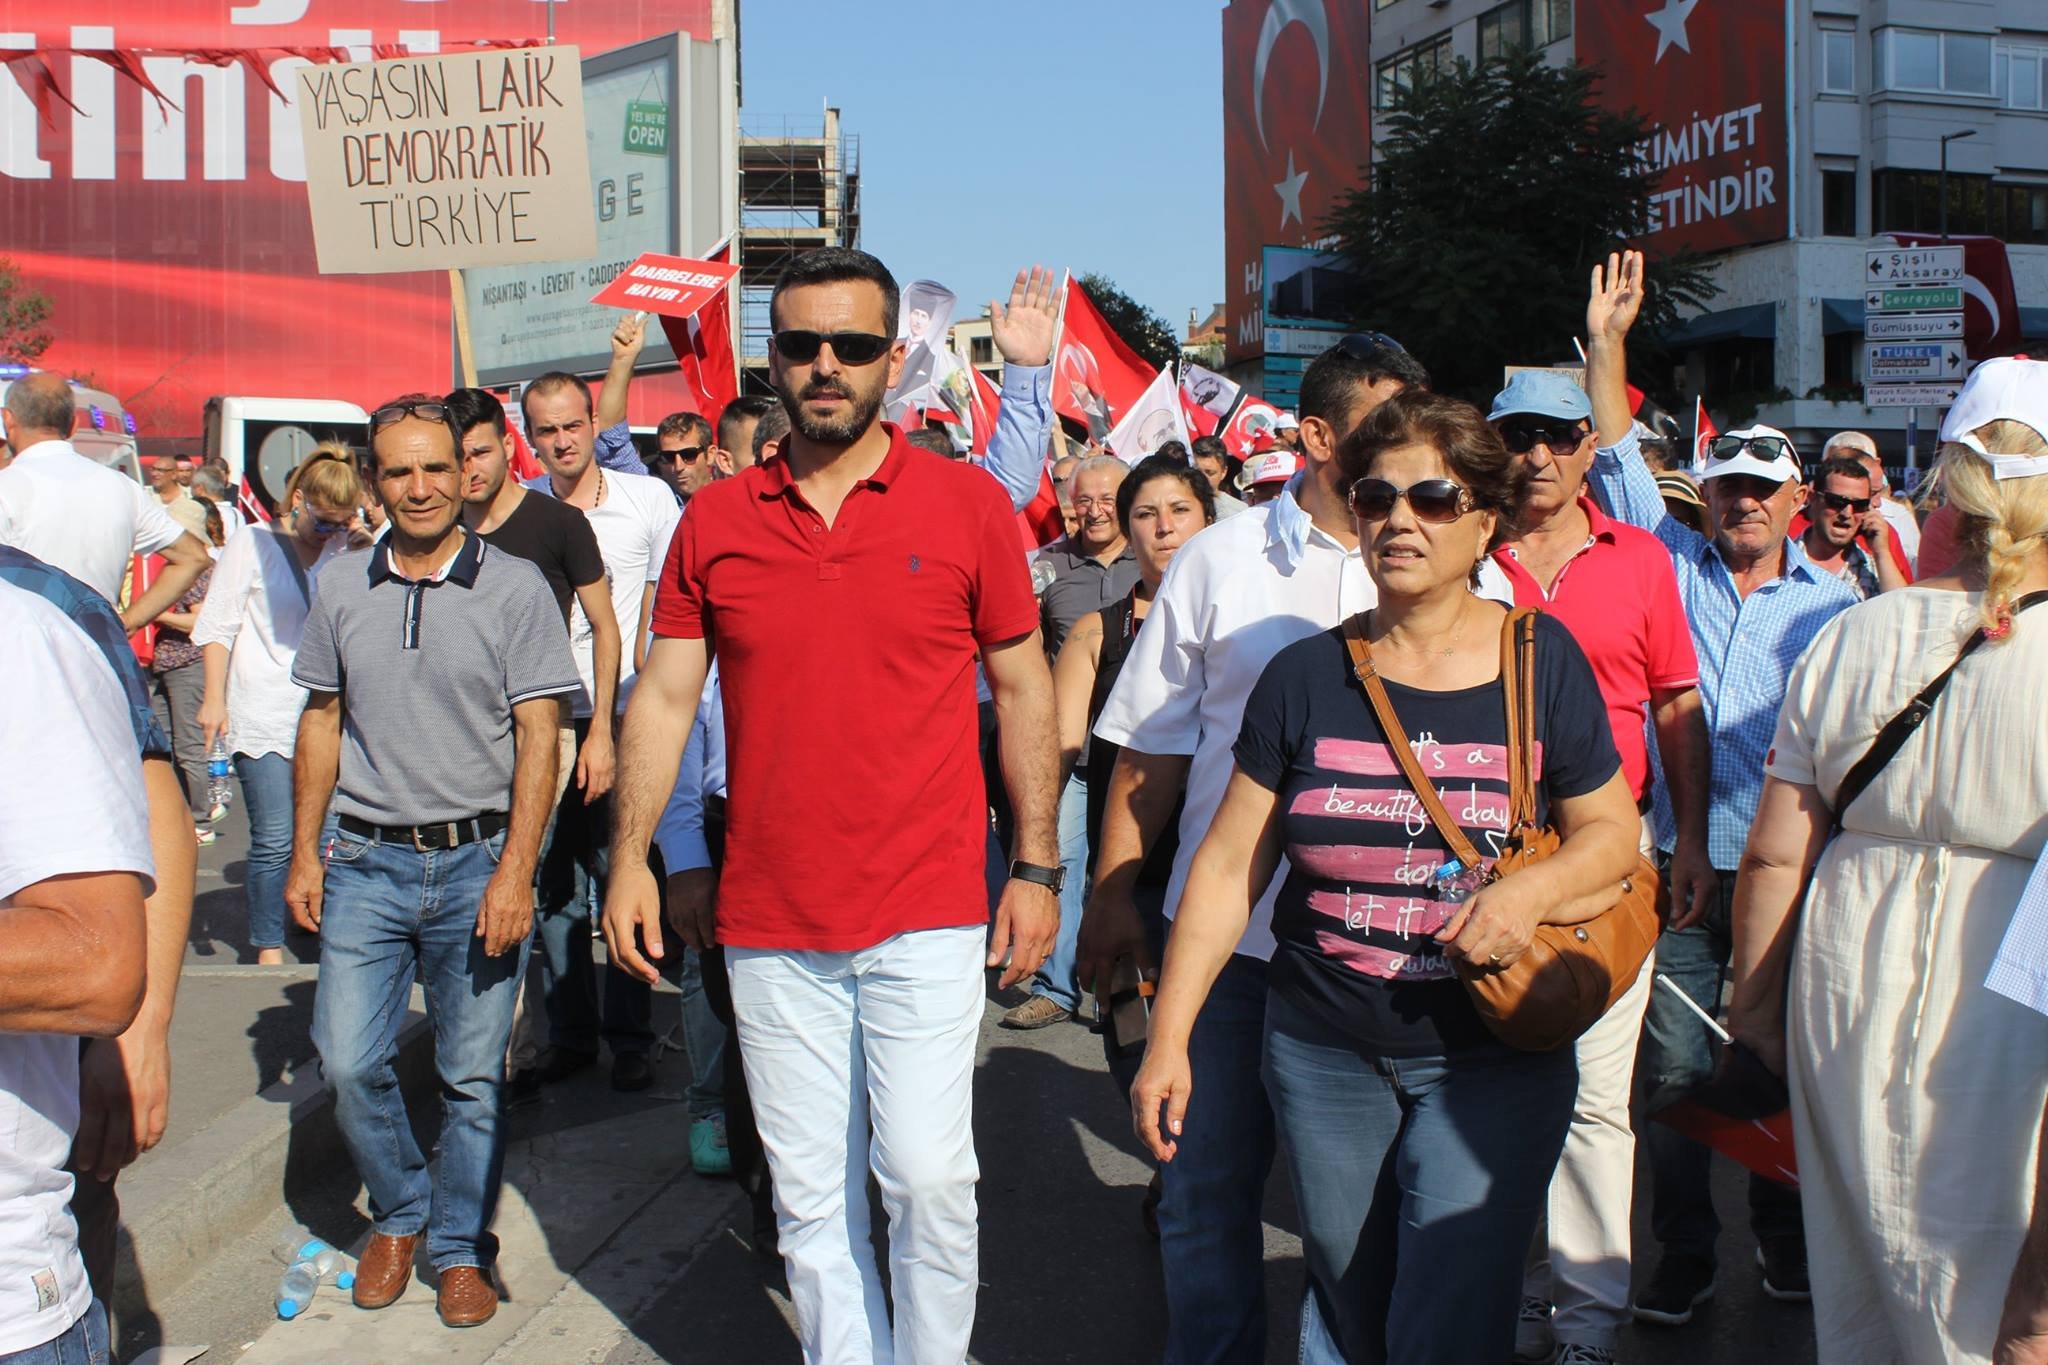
left=411, top=825, right=431, bottom=853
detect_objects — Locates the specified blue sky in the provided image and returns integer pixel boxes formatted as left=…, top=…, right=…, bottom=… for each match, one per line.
left=738, top=0, right=1224, bottom=332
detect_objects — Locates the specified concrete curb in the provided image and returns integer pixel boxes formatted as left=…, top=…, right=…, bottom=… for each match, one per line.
left=107, top=987, right=434, bottom=1324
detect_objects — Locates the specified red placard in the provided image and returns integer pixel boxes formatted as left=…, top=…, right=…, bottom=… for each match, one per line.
left=0, top=2, right=712, bottom=438
left=1220, top=0, right=1375, bottom=366
left=590, top=251, right=737, bottom=320
left=1577, top=0, right=1789, bottom=257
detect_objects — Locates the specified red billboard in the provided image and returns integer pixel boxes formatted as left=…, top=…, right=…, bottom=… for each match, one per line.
left=1578, top=0, right=1789, bottom=257
left=0, top=2, right=714, bottom=437
left=1221, top=0, right=1376, bottom=366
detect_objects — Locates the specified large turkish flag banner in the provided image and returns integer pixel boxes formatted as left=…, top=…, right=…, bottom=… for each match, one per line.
left=1888, top=233, right=2024, bottom=359
left=0, top=1, right=711, bottom=437
left=1578, top=0, right=1789, bottom=257
left=1220, top=0, right=1375, bottom=366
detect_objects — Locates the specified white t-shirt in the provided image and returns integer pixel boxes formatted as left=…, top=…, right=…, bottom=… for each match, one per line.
left=190, top=524, right=348, bottom=759
left=0, top=440, right=184, bottom=605
left=542, top=470, right=679, bottom=718
left=1879, top=498, right=1922, bottom=572
left=0, top=582, right=153, bottom=1353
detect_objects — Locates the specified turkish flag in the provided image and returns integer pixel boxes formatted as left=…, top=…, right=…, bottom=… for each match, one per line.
left=657, top=239, right=740, bottom=430
left=1652, top=1100, right=1798, bottom=1187
left=1887, top=233, right=2024, bottom=359
left=1054, top=276, right=1158, bottom=442
left=966, top=366, right=1002, bottom=457
left=1691, top=396, right=1719, bottom=473
left=1222, top=396, right=1285, bottom=459
left=1578, top=0, right=1790, bottom=257
left=1221, top=1, right=1374, bottom=366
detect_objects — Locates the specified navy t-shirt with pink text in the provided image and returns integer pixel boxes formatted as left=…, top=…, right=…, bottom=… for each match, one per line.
left=1233, top=611, right=1620, bottom=1057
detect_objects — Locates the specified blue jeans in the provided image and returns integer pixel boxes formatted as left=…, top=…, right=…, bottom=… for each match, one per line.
left=677, top=947, right=727, bottom=1121
left=0, top=1301, right=108, bottom=1365
left=234, top=752, right=295, bottom=950
left=312, top=828, right=527, bottom=1271
left=1638, top=876, right=1803, bottom=1265
left=534, top=760, right=653, bottom=1056
left=1031, top=769, right=1088, bottom=1009
left=1263, top=990, right=1577, bottom=1364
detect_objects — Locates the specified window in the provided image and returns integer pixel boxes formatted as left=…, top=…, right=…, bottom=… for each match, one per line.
left=1821, top=166, right=1858, bottom=236
left=1820, top=29, right=1856, bottom=94
left=1990, top=181, right=2048, bottom=245
left=1998, top=41, right=2048, bottom=110
left=1873, top=168, right=1991, bottom=235
left=1477, top=0, right=1570, bottom=60
left=969, top=336, right=993, bottom=366
left=1375, top=34, right=1452, bottom=108
left=1877, top=28, right=1996, bottom=96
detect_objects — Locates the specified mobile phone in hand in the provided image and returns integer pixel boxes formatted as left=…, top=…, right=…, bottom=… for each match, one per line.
left=1104, top=955, right=1155, bottom=1057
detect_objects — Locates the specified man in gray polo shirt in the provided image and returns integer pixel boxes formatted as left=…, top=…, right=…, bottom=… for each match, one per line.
left=285, top=395, right=578, bottom=1330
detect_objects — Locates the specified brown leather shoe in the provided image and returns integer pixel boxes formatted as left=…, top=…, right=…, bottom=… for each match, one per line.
left=352, top=1232, right=419, bottom=1310
left=436, top=1265, right=498, bottom=1328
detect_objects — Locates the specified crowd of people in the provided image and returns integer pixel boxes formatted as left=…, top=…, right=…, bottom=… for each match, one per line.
left=0, top=242, right=2044, bottom=1365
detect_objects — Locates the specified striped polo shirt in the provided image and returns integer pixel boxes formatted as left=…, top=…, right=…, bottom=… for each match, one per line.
left=291, top=531, right=579, bottom=827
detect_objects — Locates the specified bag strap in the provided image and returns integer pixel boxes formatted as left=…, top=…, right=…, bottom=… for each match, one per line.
left=1499, top=608, right=1540, bottom=833
left=1340, top=613, right=1485, bottom=870
left=1829, top=588, right=2048, bottom=824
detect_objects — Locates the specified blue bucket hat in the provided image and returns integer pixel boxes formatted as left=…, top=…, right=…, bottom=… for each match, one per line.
left=1488, top=370, right=1593, bottom=424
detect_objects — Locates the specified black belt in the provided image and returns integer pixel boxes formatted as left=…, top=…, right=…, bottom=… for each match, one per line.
left=338, top=812, right=507, bottom=851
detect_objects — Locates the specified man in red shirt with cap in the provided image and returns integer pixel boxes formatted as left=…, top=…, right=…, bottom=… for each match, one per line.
left=604, top=247, right=1060, bottom=1363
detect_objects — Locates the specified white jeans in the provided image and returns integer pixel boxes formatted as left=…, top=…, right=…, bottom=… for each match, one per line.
left=729, top=924, right=984, bottom=1365
left=1525, top=947, right=1656, bottom=1348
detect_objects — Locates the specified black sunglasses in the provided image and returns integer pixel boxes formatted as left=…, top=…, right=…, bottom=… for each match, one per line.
left=1348, top=477, right=1476, bottom=523
left=1495, top=421, right=1589, bottom=456
left=1336, top=331, right=1406, bottom=362
left=659, top=445, right=707, bottom=464
left=771, top=330, right=892, bottom=366
left=1818, top=491, right=1872, bottom=514
left=1709, top=433, right=1793, bottom=462
left=371, top=400, right=450, bottom=430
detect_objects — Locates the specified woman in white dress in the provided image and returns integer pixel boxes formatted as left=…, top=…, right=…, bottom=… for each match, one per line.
left=1727, top=356, right=2048, bottom=1365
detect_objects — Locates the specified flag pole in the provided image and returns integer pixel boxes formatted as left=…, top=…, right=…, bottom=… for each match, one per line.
left=1655, top=972, right=1732, bottom=1044
left=448, top=269, right=479, bottom=388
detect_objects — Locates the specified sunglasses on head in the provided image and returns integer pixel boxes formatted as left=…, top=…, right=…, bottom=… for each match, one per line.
left=1336, top=331, right=1406, bottom=362
left=1709, top=433, right=1792, bottom=462
left=1818, top=491, right=1872, bottom=515
left=1347, top=477, right=1476, bottom=523
left=1495, top=420, right=1589, bottom=456
left=771, top=330, right=892, bottom=366
left=370, top=400, right=450, bottom=430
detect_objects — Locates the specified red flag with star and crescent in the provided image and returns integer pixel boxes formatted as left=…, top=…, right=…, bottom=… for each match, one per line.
left=1221, top=1, right=1375, bottom=367
left=1052, top=276, right=1158, bottom=443
left=1578, top=0, right=1790, bottom=257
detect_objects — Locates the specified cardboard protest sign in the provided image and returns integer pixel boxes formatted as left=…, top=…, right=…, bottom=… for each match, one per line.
left=296, top=46, right=597, bottom=274
left=588, top=251, right=739, bottom=320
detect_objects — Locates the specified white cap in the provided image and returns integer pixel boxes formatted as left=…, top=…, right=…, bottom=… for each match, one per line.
left=1237, top=449, right=1301, bottom=489
left=1938, top=356, right=2048, bottom=479
left=1699, top=423, right=1801, bottom=484
left=1274, top=410, right=1299, bottom=430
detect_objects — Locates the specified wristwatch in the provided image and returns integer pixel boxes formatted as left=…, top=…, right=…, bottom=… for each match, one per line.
left=1008, top=859, right=1066, bottom=894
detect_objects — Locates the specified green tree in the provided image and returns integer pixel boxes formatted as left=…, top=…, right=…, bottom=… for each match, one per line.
left=1325, top=49, right=1716, bottom=406
left=1076, top=272, right=1180, bottom=372
left=0, top=257, right=53, bottom=365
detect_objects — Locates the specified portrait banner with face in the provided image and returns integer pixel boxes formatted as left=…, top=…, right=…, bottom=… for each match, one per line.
left=885, top=279, right=960, bottom=419
left=1179, top=363, right=1242, bottom=438
left=1106, top=366, right=1192, bottom=465
left=296, top=45, right=596, bottom=274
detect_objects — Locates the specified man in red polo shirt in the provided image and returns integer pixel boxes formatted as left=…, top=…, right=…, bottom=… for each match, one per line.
left=1485, top=368, right=1714, bottom=1365
left=604, top=247, right=1060, bottom=1363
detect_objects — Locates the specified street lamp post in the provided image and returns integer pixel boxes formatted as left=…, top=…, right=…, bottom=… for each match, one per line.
left=1939, top=129, right=1978, bottom=242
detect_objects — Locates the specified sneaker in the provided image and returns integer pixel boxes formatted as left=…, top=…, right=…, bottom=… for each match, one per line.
left=691, top=1113, right=733, bottom=1177
left=999, top=995, right=1072, bottom=1030
left=207, top=801, right=231, bottom=824
left=1556, top=1347, right=1616, bottom=1365
left=195, top=826, right=217, bottom=846
left=1513, top=1296, right=1556, bottom=1362
left=503, top=1069, right=541, bottom=1112
left=1631, top=1254, right=1716, bottom=1326
left=1756, top=1240, right=1811, bottom=1302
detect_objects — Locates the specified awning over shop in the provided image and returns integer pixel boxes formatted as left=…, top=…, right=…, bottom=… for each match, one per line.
left=1656, top=303, right=1777, bottom=348
left=1822, top=298, right=1863, bottom=335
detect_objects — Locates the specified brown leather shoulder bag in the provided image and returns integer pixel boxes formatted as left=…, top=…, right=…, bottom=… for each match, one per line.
left=1340, top=607, right=1661, bottom=1051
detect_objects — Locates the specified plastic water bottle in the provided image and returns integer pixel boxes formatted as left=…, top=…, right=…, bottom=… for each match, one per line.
left=271, top=1232, right=354, bottom=1288
left=275, top=1259, right=319, bottom=1319
left=205, top=737, right=234, bottom=816
left=1431, top=857, right=1489, bottom=905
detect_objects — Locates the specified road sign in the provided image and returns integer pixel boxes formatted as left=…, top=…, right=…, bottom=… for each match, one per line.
left=1865, top=382, right=1962, bottom=408
left=1866, top=245, right=1964, bottom=286
left=1864, top=311, right=1965, bottom=341
left=1865, top=285, right=1964, bottom=314
left=1864, top=341, right=1968, bottom=383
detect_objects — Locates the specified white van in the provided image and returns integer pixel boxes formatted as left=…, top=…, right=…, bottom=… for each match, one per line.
left=202, top=396, right=371, bottom=514
left=0, top=366, right=141, bottom=480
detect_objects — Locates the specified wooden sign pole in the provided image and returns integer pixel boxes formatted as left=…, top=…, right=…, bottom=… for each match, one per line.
left=449, top=268, right=479, bottom=389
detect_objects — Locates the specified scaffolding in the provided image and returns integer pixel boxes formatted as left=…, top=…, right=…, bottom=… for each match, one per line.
left=738, top=109, right=862, bottom=383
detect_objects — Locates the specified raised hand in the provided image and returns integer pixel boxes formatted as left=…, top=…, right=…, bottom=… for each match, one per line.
left=611, top=311, right=648, bottom=364
left=989, top=265, right=1060, bottom=369
left=1587, top=249, right=1646, bottom=347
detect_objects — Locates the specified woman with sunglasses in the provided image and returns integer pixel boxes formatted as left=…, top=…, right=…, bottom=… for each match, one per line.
left=193, top=444, right=363, bottom=964
left=1129, top=390, right=1639, bottom=1362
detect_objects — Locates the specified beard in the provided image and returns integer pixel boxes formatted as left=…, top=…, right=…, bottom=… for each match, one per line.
left=779, top=375, right=885, bottom=445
